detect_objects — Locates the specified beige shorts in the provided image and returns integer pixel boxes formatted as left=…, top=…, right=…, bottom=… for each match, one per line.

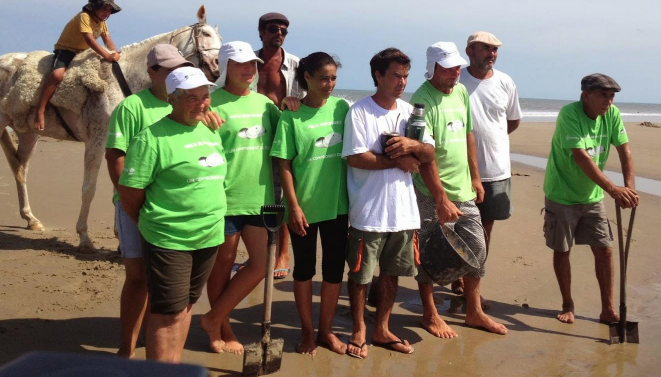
left=543, top=198, right=613, bottom=252
left=345, top=227, right=417, bottom=285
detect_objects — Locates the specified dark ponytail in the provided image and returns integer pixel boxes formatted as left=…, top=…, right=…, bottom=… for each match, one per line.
left=295, top=52, right=341, bottom=91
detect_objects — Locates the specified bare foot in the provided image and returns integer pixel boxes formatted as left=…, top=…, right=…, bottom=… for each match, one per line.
left=556, top=303, right=575, bottom=324
left=296, top=328, right=317, bottom=355
left=422, top=314, right=458, bottom=338
left=33, top=111, right=45, bottom=131
left=199, top=315, right=224, bottom=353
left=599, top=310, right=619, bottom=324
left=222, top=332, right=244, bottom=355
left=116, top=347, right=134, bottom=359
left=451, top=278, right=464, bottom=295
left=372, top=330, right=414, bottom=354
left=466, top=311, right=508, bottom=335
left=318, top=331, right=347, bottom=355
left=347, top=331, right=368, bottom=359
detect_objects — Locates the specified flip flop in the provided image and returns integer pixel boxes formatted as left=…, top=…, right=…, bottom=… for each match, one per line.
left=273, top=268, right=290, bottom=280
left=346, top=341, right=367, bottom=359
left=372, top=337, right=414, bottom=354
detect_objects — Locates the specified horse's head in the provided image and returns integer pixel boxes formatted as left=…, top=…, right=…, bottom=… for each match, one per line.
left=169, top=6, right=222, bottom=82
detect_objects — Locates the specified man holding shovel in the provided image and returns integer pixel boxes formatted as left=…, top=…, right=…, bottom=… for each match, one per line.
left=543, top=73, right=639, bottom=324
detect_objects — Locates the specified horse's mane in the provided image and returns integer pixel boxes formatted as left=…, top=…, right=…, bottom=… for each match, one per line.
left=119, top=30, right=173, bottom=54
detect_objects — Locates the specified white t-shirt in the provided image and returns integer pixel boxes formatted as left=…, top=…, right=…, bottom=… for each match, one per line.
left=341, top=96, right=434, bottom=232
left=459, top=68, right=522, bottom=182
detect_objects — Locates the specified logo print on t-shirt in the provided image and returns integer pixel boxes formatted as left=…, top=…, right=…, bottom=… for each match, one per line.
left=586, top=145, right=605, bottom=157
left=238, top=126, right=266, bottom=139
left=127, top=168, right=135, bottom=176
left=447, top=120, right=465, bottom=132
left=314, top=132, right=342, bottom=148
left=198, top=152, right=224, bottom=167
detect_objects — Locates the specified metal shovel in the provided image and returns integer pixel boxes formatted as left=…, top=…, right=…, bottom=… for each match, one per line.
left=609, top=203, right=639, bottom=344
left=243, top=205, right=286, bottom=376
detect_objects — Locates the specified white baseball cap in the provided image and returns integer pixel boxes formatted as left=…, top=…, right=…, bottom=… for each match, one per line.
left=425, top=41, right=468, bottom=79
left=216, top=41, right=264, bottom=87
left=165, top=66, right=216, bottom=94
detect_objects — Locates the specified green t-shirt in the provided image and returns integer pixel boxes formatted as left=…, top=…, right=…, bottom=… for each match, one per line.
left=107, top=89, right=171, bottom=204
left=209, top=89, right=281, bottom=215
left=118, top=117, right=227, bottom=251
left=411, top=81, right=475, bottom=202
left=544, top=102, right=628, bottom=205
left=270, top=96, right=349, bottom=224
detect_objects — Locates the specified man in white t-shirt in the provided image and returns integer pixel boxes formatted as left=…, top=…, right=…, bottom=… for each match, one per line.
left=457, top=31, right=522, bottom=297
left=341, top=48, right=437, bottom=359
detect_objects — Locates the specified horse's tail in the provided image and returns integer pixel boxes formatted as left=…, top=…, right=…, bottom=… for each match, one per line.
left=0, top=128, right=22, bottom=182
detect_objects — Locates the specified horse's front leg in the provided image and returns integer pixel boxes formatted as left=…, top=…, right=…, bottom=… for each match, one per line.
left=12, top=131, right=45, bottom=231
left=75, top=134, right=106, bottom=252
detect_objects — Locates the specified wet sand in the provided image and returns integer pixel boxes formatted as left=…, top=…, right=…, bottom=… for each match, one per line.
left=1, top=123, right=659, bottom=376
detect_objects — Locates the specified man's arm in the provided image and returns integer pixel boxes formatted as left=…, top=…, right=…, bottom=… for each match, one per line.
left=105, top=148, right=125, bottom=191
left=467, top=131, right=484, bottom=203
left=385, top=137, right=435, bottom=163
left=83, top=33, right=119, bottom=61
left=507, top=119, right=520, bottom=134
left=616, top=143, right=636, bottom=189
left=571, top=147, right=638, bottom=208
left=118, top=185, right=145, bottom=223
left=347, top=151, right=420, bottom=173
left=419, top=160, right=463, bottom=223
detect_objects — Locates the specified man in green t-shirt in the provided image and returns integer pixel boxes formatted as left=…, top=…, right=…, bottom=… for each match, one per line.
left=543, top=73, right=638, bottom=325
left=411, top=42, right=507, bottom=337
left=105, top=44, right=193, bottom=358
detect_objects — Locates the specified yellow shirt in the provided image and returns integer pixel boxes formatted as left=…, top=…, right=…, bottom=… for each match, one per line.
left=54, top=12, right=109, bottom=53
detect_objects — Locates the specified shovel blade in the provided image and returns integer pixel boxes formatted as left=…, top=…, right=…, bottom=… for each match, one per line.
left=609, top=321, right=640, bottom=344
left=242, top=338, right=284, bottom=376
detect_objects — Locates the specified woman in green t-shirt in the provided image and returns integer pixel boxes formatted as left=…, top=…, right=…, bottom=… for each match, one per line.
left=200, top=41, right=281, bottom=355
left=270, top=52, right=349, bottom=355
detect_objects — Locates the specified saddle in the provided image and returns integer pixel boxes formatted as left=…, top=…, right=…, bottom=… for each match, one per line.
left=0, top=49, right=111, bottom=132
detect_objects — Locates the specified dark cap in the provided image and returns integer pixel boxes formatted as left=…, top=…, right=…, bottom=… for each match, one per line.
left=83, top=0, right=122, bottom=14
left=581, top=73, right=621, bottom=92
left=258, top=12, right=289, bottom=29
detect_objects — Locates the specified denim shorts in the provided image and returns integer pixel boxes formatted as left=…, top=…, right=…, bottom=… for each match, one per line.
left=115, top=201, right=143, bottom=259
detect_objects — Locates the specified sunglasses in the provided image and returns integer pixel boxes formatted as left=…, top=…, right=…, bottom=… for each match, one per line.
left=267, top=25, right=288, bottom=36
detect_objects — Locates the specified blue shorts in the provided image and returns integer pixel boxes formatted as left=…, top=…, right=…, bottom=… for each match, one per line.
left=224, top=214, right=275, bottom=235
left=115, top=201, right=143, bottom=259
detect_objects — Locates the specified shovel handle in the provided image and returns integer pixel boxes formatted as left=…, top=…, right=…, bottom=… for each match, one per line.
left=260, top=205, right=285, bottom=344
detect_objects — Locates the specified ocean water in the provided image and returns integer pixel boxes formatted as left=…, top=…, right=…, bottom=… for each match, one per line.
left=334, top=89, right=661, bottom=123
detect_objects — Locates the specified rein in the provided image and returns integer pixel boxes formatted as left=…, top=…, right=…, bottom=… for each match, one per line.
left=169, top=23, right=219, bottom=77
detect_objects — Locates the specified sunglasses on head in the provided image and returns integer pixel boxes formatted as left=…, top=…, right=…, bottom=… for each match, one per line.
left=267, top=25, right=288, bottom=36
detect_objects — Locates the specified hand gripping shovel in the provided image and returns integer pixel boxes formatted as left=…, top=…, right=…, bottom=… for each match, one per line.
left=243, top=205, right=286, bottom=375
left=609, top=203, right=639, bottom=344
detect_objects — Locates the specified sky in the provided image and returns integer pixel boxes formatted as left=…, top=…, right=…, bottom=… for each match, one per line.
left=1, top=0, right=659, bottom=104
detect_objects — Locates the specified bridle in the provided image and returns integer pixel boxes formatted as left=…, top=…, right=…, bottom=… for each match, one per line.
left=169, top=23, right=220, bottom=79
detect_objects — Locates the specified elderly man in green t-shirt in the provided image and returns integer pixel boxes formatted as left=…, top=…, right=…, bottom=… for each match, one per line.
left=543, top=73, right=638, bottom=325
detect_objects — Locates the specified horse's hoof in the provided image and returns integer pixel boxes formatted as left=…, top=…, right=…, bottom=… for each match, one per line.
left=78, top=242, right=98, bottom=254
left=28, top=222, right=45, bottom=231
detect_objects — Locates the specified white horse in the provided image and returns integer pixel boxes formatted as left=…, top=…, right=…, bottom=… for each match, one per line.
left=0, top=6, right=222, bottom=250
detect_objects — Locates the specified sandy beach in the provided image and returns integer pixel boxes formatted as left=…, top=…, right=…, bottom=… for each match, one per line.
left=1, top=121, right=659, bottom=376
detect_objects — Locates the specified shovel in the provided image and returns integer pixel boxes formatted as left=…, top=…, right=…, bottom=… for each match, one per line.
left=609, top=203, right=639, bottom=344
left=243, top=205, right=286, bottom=376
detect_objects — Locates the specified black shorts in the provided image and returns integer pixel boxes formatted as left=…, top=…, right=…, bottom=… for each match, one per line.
left=52, top=49, right=77, bottom=70
left=290, top=215, right=348, bottom=283
left=143, top=240, right=218, bottom=315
